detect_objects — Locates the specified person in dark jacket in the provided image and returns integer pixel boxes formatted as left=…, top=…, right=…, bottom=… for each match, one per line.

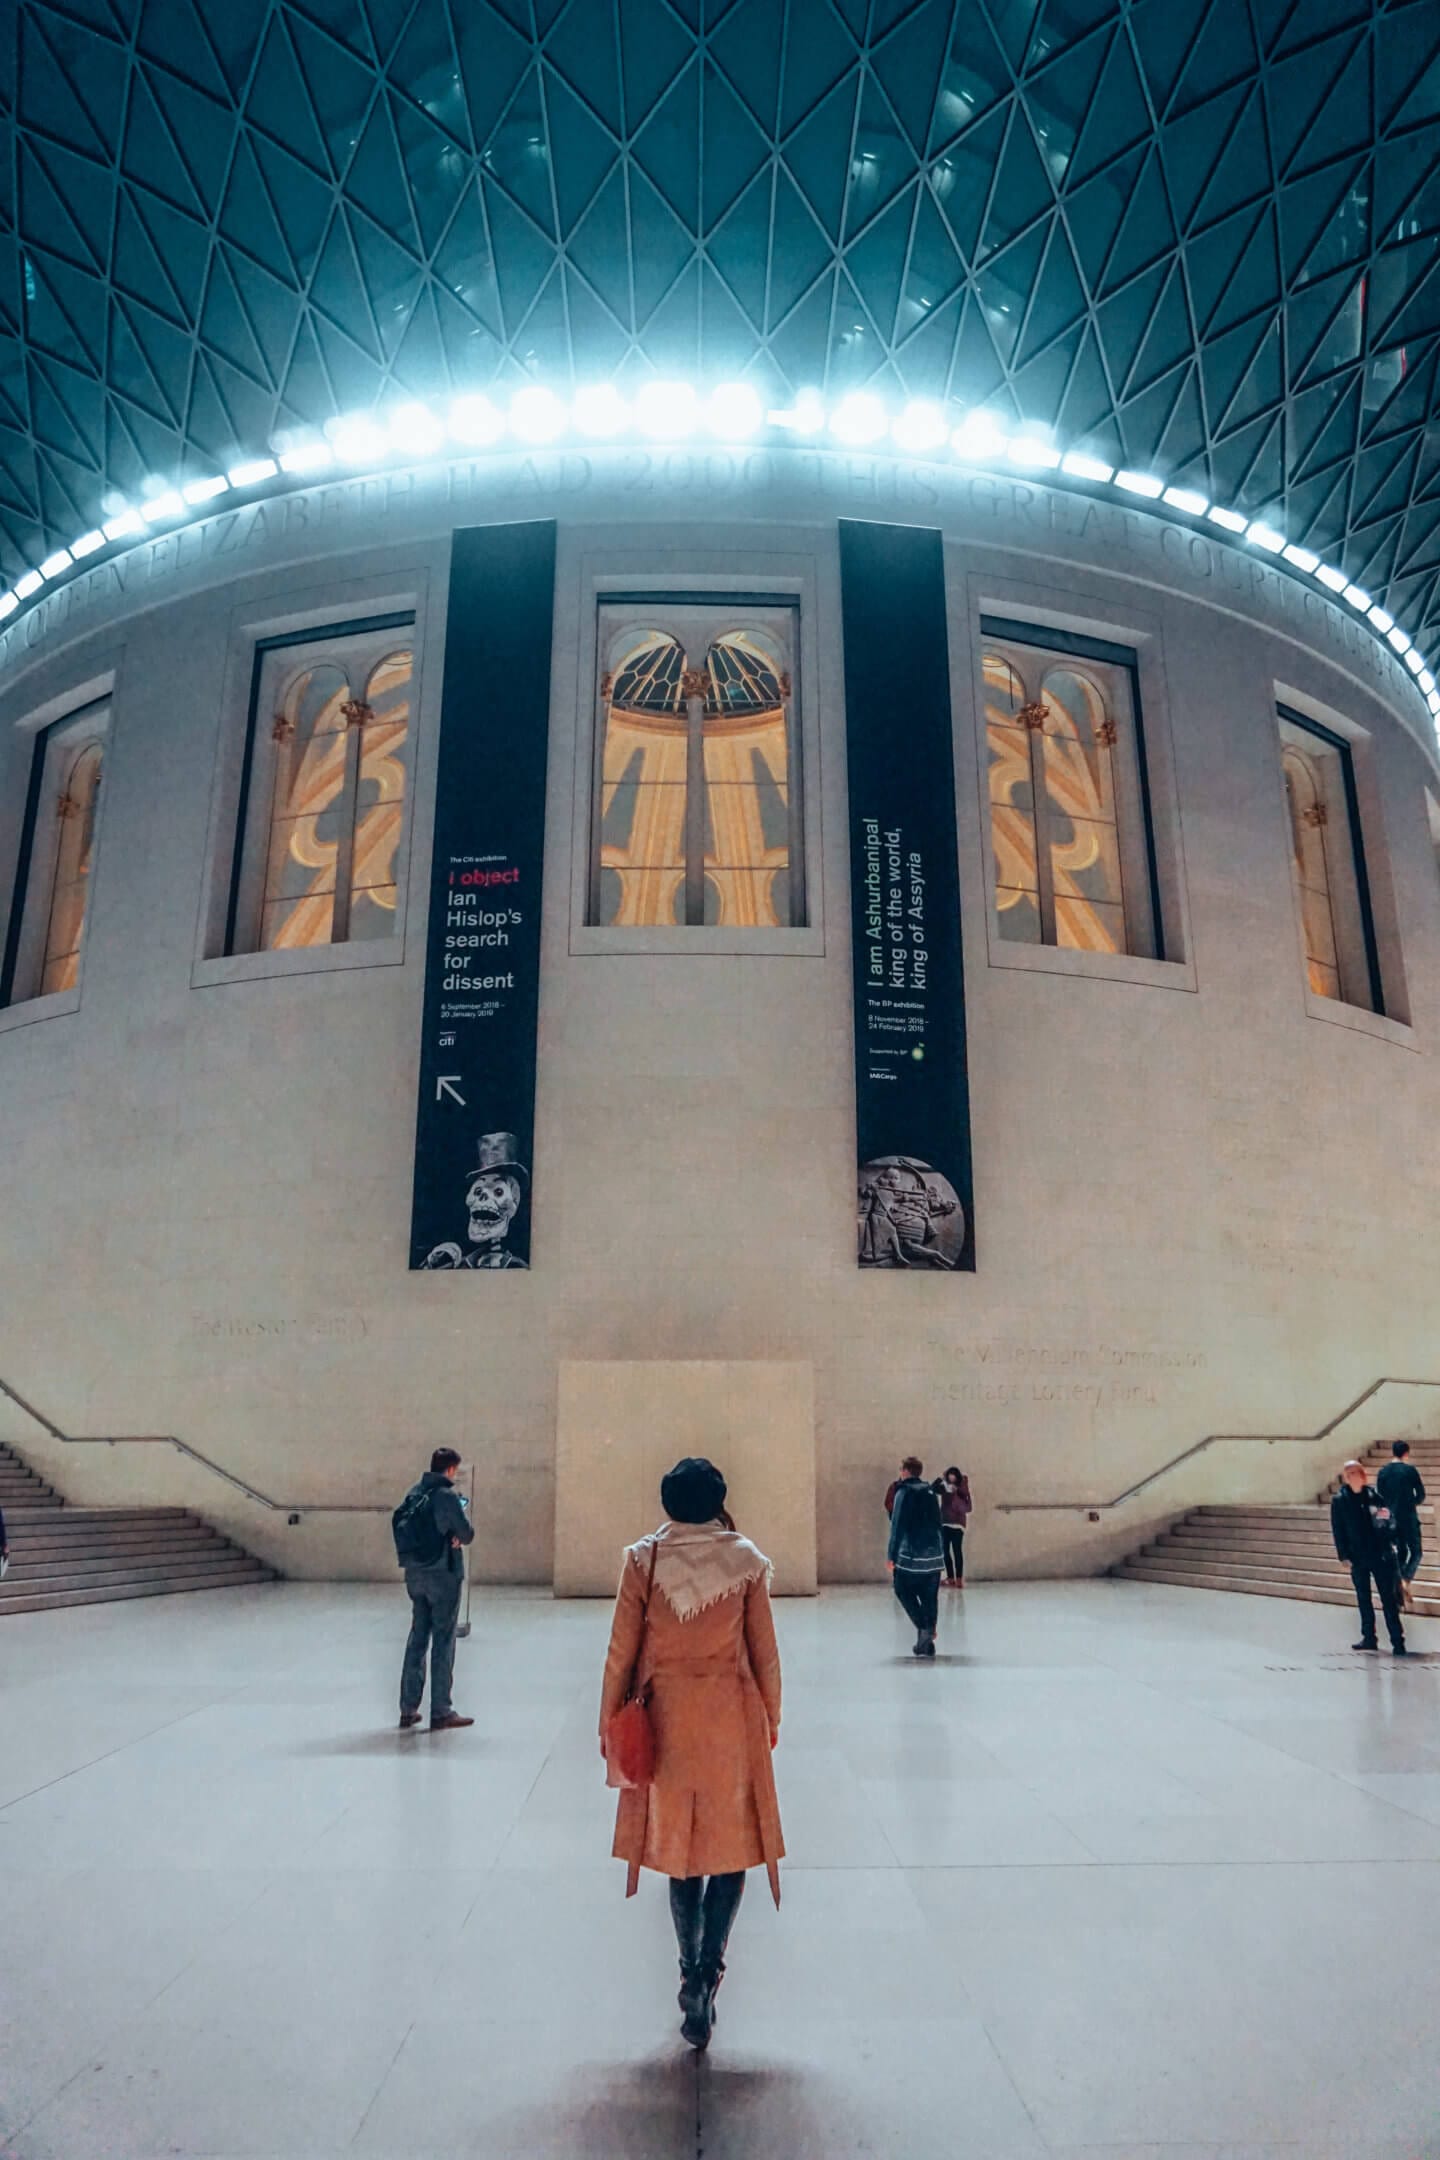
left=935, top=1467, right=972, bottom=1587
left=887, top=1456, right=944, bottom=1657
left=396, top=1447, right=476, bottom=1730
left=1376, top=1440, right=1426, bottom=1611
left=1331, top=1458, right=1405, bottom=1654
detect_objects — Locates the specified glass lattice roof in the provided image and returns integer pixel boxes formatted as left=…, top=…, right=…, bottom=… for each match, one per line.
left=2, top=0, right=1439, bottom=645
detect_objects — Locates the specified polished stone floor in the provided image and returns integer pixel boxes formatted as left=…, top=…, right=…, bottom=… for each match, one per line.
left=2, top=1578, right=1440, bottom=2160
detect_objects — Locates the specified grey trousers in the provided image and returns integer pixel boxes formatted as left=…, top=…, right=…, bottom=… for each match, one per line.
left=400, top=1562, right=462, bottom=1718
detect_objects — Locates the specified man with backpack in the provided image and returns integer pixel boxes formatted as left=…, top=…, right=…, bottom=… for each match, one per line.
left=1376, top=1439, right=1426, bottom=1612
left=394, top=1447, right=476, bottom=1730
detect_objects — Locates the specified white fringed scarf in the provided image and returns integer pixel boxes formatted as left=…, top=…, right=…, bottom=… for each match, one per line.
left=630, top=1519, right=773, bottom=1622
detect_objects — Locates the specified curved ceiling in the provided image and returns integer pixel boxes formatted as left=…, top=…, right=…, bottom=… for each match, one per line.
left=3, top=0, right=1440, bottom=646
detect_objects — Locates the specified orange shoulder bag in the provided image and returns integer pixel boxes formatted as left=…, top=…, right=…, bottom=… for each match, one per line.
left=604, top=1538, right=659, bottom=1790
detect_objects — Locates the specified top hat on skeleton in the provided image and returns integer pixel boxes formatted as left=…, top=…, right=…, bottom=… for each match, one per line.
left=463, top=1132, right=530, bottom=1189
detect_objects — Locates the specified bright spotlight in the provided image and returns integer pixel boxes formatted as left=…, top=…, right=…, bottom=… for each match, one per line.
left=952, top=411, right=1009, bottom=461
left=327, top=413, right=389, bottom=464
left=830, top=393, right=888, bottom=445
left=448, top=394, right=504, bottom=445
left=770, top=389, right=826, bottom=433
left=388, top=403, right=443, bottom=455
left=572, top=385, right=630, bottom=436
left=706, top=383, right=764, bottom=438
left=892, top=401, right=948, bottom=452
left=510, top=387, right=566, bottom=441
left=638, top=382, right=700, bottom=438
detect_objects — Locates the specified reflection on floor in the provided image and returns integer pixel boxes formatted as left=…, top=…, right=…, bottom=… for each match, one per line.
left=2, top=1579, right=1439, bottom=2159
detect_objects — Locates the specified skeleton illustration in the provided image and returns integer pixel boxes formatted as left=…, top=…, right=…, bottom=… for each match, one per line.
left=422, top=1132, right=529, bottom=1270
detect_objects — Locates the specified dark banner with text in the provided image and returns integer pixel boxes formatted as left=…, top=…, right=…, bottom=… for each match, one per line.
left=409, top=520, right=557, bottom=1271
left=839, top=519, right=975, bottom=1272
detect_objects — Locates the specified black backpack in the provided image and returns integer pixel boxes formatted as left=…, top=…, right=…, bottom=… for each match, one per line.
left=392, top=1482, right=446, bottom=1567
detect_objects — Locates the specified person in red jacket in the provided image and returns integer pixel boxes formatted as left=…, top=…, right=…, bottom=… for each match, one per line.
left=936, top=1467, right=972, bottom=1587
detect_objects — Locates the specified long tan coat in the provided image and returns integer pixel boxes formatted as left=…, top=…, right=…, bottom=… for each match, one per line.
left=599, top=1533, right=784, bottom=1904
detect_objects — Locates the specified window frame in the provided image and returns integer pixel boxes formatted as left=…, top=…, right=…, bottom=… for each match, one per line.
left=585, top=591, right=808, bottom=936
left=223, top=608, right=417, bottom=961
left=1276, top=701, right=1384, bottom=1016
left=980, top=614, right=1164, bottom=963
left=0, top=695, right=111, bottom=1014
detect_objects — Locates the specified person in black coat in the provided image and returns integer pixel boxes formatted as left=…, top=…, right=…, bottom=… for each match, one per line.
left=1376, top=1440, right=1426, bottom=1610
left=887, top=1456, right=945, bottom=1657
left=1331, top=1459, right=1406, bottom=1654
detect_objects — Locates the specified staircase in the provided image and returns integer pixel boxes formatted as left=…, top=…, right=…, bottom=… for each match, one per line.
left=1114, top=1437, right=1438, bottom=1614
left=0, top=1440, right=277, bottom=1616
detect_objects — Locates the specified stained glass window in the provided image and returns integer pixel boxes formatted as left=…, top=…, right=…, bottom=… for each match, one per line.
left=981, top=621, right=1158, bottom=959
left=230, top=618, right=416, bottom=956
left=592, top=606, right=802, bottom=930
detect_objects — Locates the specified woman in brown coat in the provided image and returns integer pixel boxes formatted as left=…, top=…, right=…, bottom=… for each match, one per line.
left=599, top=1456, right=783, bottom=2049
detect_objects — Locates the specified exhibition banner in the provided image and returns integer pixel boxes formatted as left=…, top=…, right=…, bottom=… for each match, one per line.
left=409, top=520, right=557, bottom=1271
left=838, top=519, right=976, bottom=1272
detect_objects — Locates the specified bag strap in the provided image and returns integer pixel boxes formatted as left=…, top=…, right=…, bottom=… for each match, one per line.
left=628, top=1536, right=661, bottom=1701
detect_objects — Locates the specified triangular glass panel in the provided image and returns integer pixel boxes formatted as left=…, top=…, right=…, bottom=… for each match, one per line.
left=1130, top=0, right=1207, bottom=113
left=633, top=60, right=702, bottom=230
left=1291, top=378, right=1357, bottom=476
left=107, top=297, right=181, bottom=424
left=1155, top=364, right=1207, bottom=470
left=1171, top=1, right=1257, bottom=112
left=1351, top=437, right=1417, bottom=528
left=638, top=258, right=700, bottom=370
left=388, top=6, right=470, bottom=148
left=895, top=286, right=964, bottom=396
left=826, top=271, right=886, bottom=388
left=565, top=170, right=634, bottom=324
left=1198, top=314, right=1268, bottom=424
left=364, top=0, right=414, bottom=64
left=1207, top=206, right=1278, bottom=337
left=286, top=14, right=380, bottom=181
left=224, top=249, right=304, bottom=384
left=147, top=68, right=233, bottom=220
left=844, top=70, right=921, bottom=243
left=704, top=169, right=768, bottom=328
left=785, top=73, right=861, bottom=242
left=220, top=134, right=298, bottom=287
left=1291, top=269, right=1364, bottom=385
left=112, top=191, right=189, bottom=327
left=627, top=170, right=696, bottom=322
left=136, top=0, right=231, bottom=103
left=29, top=359, right=105, bottom=469
left=545, top=0, right=624, bottom=135
left=1267, top=35, right=1352, bottom=173
left=1012, top=320, right=1085, bottom=422
left=429, top=190, right=502, bottom=348
left=982, top=0, right=1042, bottom=73
left=245, top=16, right=331, bottom=177
left=1118, top=369, right=1189, bottom=466
left=904, top=185, right=965, bottom=317
left=1271, top=0, right=1367, bottom=58
left=926, top=6, right=1011, bottom=156
left=562, top=266, right=632, bottom=378
left=1284, top=465, right=1350, bottom=547
left=1360, top=348, right=1438, bottom=448
left=1183, top=205, right=1262, bottom=334
left=976, top=109, right=1052, bottom=259
left=510, top=265, right=569, bottom=378
left=1122, top=261, right=1191, bottom=399
left=21, top=254, right=104, bottom=372
left=1099, top=150, right=1177, bottom=293
left=452, top=2, right=533, bottom=152
left=197, top=347, right=279, bottom=451
left=1219, top=316, right=1282, bottom=432
left=872, top=0, right=951, bottom=154
left=702, top=62, right=771, bottom=227
left=483, top=67, right=557, bottom=237
left=1210, top=409, right=1282, bottom=508
left=845, top=187, right=915, bottom=343
left=929, top=105, right=1008, bottom=265
left=950, top=286, right=1011, bottom=410
left=1015, top=221, right=1087, bottom=365
left=1152, top=83, right=1245, bottom=233
left=1190, top=87, right=1271, bottom=230
left=311, top=217, right=382, bottom=360
left=710, top=0, right=783, bottom=132
left=311, top=312, right=386, bottom=408
left=278, top=309, right=334, bottom=423
left=699, top=261, right=761, bottom=374
left=543, top=73, right=618, bottom=234
left=975, top=221, right=1047, bottom=365
left=766, top=270, right=835, bottom=393
left=203, top=2, right=266, bottom=95
left=618, top=0, right=694, bottom=130
left=1068, top=29, right=1151, bottom=187
left=1095, top=262, right=1166, bottom=392
left=19, top=10, right=113, bottom=162
left=1024, top=24, right=1110, bottom=180
left=389, top=285, right=448, bottom=393
left=347, top=213, right=424, bottom=360
left=391, top=100, right=468, bottom=255
left=1289, top=35, right=1371, bottom=178
left=484, top=179, right=553, bottom=334
left=20, top=140, right=111, bottom=269
left=250, top=135, right=341, bottom=286
left=1373, top=134, right=1440, bottom=256
left=1281, top=163, right=1363, bottom=288
left=342, top=97, right=420, bottom=249
left=200, top=250, right=275, bottom=387
left=1382, top=15, right=1440, bottom=131
left=766, top=169, right=832, bottom=324
left=435, top=279, right=505, bottom=382
left=1065, top=143, right=1144, bottom=289
left=779, top=0, right=859, bottom=136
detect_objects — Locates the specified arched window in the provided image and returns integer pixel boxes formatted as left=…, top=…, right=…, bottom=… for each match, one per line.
left=982, top=620, right=1156, bottom=957
left=1277, top=708, right=1381, bottom=1012
left=229, top=617, right=415, bottom=954
left=592, top=604, right=801, bottom=929
left=0, top=697, right=110, bottom=1010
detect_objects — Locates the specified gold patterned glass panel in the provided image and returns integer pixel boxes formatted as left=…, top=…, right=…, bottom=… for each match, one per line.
left=40, top=739, right=102, bottom=994
left=350, top=649, right=411, bottom=923
left=262, top=662, right=349, bottom=949
left=1040, top=667, right=1124, bottom=952
left=701, top=706, right=789, bottom=927
left=599, top=633, right=691, bottom=926
left=984, top=652, right=1042, bottom=941
left=1283, top=748, right=1342, bottom=1000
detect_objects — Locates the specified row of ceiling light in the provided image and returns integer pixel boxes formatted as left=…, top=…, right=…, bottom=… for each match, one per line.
left=2, top=381, right=1435, bottom=735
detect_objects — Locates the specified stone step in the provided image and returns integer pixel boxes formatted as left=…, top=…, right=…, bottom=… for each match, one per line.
left=5, top=1541, right=228, bottom=1579
left=1121, top=1554, right=1439, bottom=1615
left=1114, top=1565, right=1358, bottom=1608
left=0, top=1555, right=272, bottom=1601
left=0, top=1570, right=276, bottom=1617
left=0, top=1505, right=195, bottom=1524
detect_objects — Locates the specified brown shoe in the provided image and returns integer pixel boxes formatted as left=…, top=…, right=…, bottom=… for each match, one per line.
left=429, top=1712, right=475, bottom=1731
left=398, top=1710, right=421, bottom=1730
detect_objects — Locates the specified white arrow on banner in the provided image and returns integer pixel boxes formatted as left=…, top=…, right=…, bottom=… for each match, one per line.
left=436, top=1075, right=466, bottom=1105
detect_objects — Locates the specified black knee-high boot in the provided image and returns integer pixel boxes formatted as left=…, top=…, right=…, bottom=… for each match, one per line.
left=691, top=1871, right=745, bottom=2040
left=669, top=1877, right=708, bottom=2042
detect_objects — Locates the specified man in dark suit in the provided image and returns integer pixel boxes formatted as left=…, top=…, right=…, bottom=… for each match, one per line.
left=1331, top=1459, right=1405, bottom=1654
left=1376, top=1439, right=1426, bottom=1611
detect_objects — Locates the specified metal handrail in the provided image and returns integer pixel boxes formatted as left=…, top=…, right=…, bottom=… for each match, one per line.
left=0, top=1372, right=387, bottom=1517
left=995, top=1375, right=1440, bottom=1515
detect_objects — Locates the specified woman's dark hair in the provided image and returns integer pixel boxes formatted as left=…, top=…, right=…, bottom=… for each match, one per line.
left=431, top=1447, right=462, bottom=1475
left=943, top=1466, right=963, bottom=1483
left=660, top=1456, right=728, bottom=1524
